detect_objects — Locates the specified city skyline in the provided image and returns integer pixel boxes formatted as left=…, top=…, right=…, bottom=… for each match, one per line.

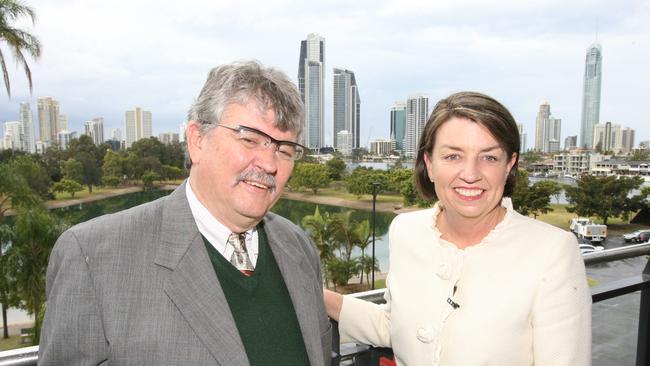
left=0, top=0, right=648, bottom=147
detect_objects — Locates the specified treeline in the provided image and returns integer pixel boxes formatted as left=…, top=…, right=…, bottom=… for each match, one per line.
left=0, top=135, right=187, bottom=197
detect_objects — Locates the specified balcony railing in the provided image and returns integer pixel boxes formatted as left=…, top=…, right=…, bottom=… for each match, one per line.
left=2, top=243, right=650, bottom=366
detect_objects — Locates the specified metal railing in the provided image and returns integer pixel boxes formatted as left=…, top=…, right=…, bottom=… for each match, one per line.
left=2, top=243, right=650, bottom=366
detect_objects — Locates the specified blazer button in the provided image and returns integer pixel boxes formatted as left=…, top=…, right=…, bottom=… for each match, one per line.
left=436, top=263, right=451, bottom=280
left=416, top=326, right=435, bottom=343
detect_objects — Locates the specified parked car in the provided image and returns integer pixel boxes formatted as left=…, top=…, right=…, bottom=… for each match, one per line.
left=638, top=231, right=650, bottom=244
left=623, top=230, right=650, bottom=243
left=579, top=243, right=604, bottom=255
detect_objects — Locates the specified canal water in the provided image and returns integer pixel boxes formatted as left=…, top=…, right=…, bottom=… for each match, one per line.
left=4, top=189, right=645, bottom=364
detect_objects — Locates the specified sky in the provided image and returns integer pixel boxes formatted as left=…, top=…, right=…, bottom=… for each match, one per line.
left=1, top=0, right=649, bottom=150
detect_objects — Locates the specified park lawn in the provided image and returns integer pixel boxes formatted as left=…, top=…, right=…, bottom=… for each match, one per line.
left=0, top=334, right=32, bottom=351
left=534, top=204, right=641, bottom=235
left=317, top=183, right=404, bottom=205
left=51, top=186, right=117, bottom=200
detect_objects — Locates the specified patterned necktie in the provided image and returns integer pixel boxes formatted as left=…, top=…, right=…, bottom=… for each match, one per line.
left=227, top=232, right=254, bottom=276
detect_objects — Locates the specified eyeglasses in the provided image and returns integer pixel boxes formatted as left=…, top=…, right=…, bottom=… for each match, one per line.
left=217, top=124, right=307, bottom=161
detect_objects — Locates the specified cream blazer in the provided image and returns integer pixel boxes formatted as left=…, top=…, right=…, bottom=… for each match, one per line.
left=340, top=199, right=591, bottom=366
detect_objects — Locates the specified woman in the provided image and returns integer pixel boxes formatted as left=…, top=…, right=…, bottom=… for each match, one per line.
left=324, top=91, right=591, bottom=365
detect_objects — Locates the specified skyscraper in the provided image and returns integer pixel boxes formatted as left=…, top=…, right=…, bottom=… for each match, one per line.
left=534, top=102, right=562, bottom=153
left=405, top=94, right=429, bottom=158
left=298, top=33, right=325, bottom=150
left=84, top=118, right=105, bottom=145
left=19, top=102, right=35, bottom=153
left=390, top=102, right=406, bottom=152
left=3, top=121, right=22, bottom=150
left=516, top=123, right=527, bottom=153
left=593, top=122, right=622, bottom=152
left=125, top=107, right=153, bottom=148
left=332, top=68, right=360, bottom=151
left=621, top=128, right=635, bottom=154
left=579, top=43, right=602, bottom=149
left=37, top=96, right=60, bottom=144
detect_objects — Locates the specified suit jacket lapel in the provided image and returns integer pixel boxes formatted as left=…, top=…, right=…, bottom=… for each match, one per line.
left=155, top=183, right=248, bottom=366
left=263, top=214, right=324, bottom=366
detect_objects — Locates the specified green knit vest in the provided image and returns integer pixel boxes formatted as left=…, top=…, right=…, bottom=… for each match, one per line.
left=202, top=226, right=310, bottom=366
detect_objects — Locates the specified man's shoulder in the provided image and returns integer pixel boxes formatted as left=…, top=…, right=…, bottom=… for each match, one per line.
left=69, top=194, right=168, bottom=235
left=263, top=211, right=303, bottom=233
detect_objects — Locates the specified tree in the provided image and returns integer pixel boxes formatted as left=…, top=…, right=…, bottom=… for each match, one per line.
left=10, top=154, right=52, bottom=199
left=511, top=168, right=533, bottom=215
left=301, top=206, right=339, bottom=287
left=0, top=224, right=18, bottom=339
left=630, top=149, right=650, bottom=161
left=141, top=170, right=160, bottom=190
left=0, top=0, right=41, bottom=97
left=565, top=175, right=645, bottom=225
left=326, top=158, right=346, bottom=180
left=76, top=151, right=103, bottom=193
left=8, top=206, right=64, bottom=344
left=62, top=158, right=84, bottom=183
left=326, top=256, right=360, bottom=289
left=290, top=163, right=331, bottom=194
left=345, top=167, right=388, bottom=198
left=0, top=159, right=40, bottom=339
left=52, top=178, right=84, bottom=197
left=161, top=165, right=183, bottom=182
left=527, top=180, right=562, bottom=219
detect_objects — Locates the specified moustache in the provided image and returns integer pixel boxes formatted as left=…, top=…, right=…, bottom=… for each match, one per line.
left=236, top=170, right=277, bottom=191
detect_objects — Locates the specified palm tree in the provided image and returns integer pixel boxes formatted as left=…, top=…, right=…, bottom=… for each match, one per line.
left=0, top=0, right=41, bottom=97
left=301, top=206, right=338, bottom=287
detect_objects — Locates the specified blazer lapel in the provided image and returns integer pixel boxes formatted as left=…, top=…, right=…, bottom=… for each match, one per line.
left=154, top=183, right=248, bottom=366
left=263, top=214, right=324, bottom=366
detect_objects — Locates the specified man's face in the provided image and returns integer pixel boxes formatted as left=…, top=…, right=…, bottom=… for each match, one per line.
left=187, top=100, right=297, bottom=232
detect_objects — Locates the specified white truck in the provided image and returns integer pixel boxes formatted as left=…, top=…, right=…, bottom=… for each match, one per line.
left=570, top=218, right=607, bottom=243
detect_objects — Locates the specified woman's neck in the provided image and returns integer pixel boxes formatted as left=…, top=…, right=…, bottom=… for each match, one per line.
left=436, top=204, right=506, bottom=249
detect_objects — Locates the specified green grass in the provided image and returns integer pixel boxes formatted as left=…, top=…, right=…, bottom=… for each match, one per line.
left=534, top=204, right=645, bottom=235
left=0, top=334, right=32, bottom=351
left=51, top=186, right=117, bottom=200
left=374, top=278, right=386, bottom=289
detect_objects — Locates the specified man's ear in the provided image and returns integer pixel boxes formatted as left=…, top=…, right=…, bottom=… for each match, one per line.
left=185, top=121, right=204, bottom=165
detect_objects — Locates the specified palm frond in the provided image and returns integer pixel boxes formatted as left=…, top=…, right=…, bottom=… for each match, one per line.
left=0, top=48, right=11, bottom=97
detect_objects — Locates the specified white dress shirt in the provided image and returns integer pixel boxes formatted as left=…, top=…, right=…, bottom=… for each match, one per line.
left=185, top=179, right=259, bottom=267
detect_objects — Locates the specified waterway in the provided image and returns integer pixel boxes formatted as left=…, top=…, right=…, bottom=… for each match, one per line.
left=3, top=190, right=646, bottom=364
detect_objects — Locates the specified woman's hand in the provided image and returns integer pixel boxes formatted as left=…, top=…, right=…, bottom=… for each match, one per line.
left=323, top=289, right=343, bottom=321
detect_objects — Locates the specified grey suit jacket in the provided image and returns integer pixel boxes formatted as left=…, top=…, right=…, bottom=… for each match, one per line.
left=38, top=183, right=331, bottom=365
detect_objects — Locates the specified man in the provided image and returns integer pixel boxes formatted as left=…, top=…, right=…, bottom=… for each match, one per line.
left=39, top=61, right=331, bottom=365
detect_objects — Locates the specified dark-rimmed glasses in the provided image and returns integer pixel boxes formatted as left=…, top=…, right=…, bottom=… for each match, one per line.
left=217, top=124, right=307, bottom=161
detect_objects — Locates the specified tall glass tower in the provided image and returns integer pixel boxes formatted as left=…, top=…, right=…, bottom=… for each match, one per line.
left=298, top=33, right=325, bottom=150
left=579, top=43, right=602, bottom=149
left=332, top=68, right=360, bottom=151
left=390, top=102, right=406, bottom=152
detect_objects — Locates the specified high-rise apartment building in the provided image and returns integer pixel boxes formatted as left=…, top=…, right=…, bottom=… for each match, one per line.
left=580, top=43, right=602, bottom=148
left=534, top=102, right=562, bottom=153
left=3, top=121, right=22, bottom=150
left=390, top=102, right=406, bottom=152
left=158, top=132, right=180, bottom=144
left=179, top=122, right=188, bottom=143
left=564, top=135, right=577, bottom=151
left=516, top=123, right=527, bottom=153
left=336, top=130, right=352, bottom=156
left=593, top=122, right=622, bottom=152
left=37, top=96, right=60, bottom=144
left=125, top=107, right=152, bottom=148
left=332, top=68, right=360, bottom=151
left=19, top=102, right=35, bottom=153
left=84, top=118, right=105, bottom=145
left=298, top=33, right=325, bottom=149
left=404, top=94, right=429, bottom=158
left=369, top=139, right=392, bottom=156
left=111, top=128, right=123, bottom=142
left=621, top=128, right=635, bottom=154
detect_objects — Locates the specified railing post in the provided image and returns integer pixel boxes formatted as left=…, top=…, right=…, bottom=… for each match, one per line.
left=636, top=258, right=650, bottom=366
left=331, top=319, right=341, bottom=366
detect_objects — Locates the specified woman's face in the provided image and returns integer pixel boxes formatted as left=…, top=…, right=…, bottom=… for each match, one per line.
left=424, top=117, right=516, bottom=222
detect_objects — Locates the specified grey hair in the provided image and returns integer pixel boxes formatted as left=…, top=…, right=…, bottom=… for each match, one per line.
left=187, top=60, right=304, bottom=137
